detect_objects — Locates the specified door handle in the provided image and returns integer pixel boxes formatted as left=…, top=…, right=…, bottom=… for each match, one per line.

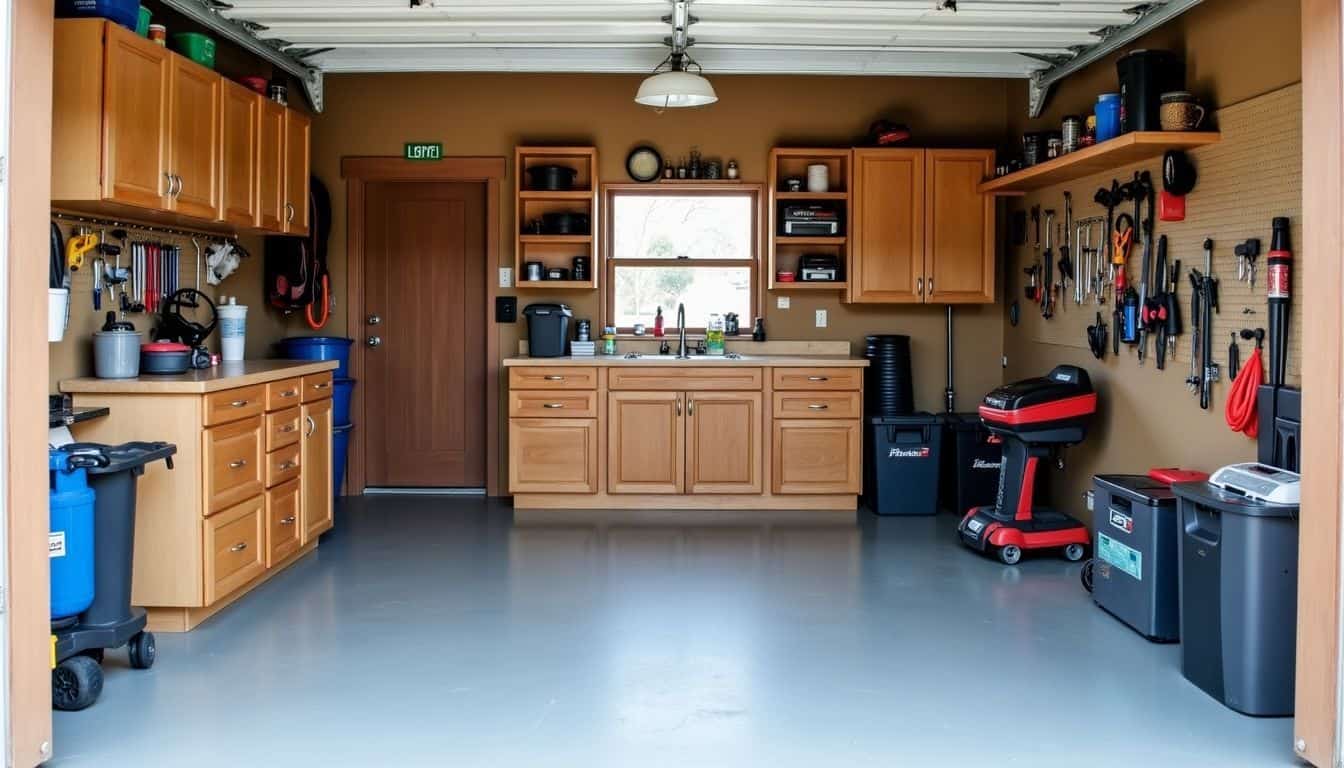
left=675, top=399, right=682, bottom=417
left=173, top=174, right=183, bottom=199
left=366, top=336, right=382, bottom=347
left=366, top=313, right=382, bottom=326
left=688, top=399, right=695, bottom=416
left=917, top=277, right=924, bottom=296
left=927, top=277, right=934, bottom=295
left=285, top=202, right=295, bottom=223
left=305, top=415, right=316, bottom=436
left=163, top=172, right=174, bottom=197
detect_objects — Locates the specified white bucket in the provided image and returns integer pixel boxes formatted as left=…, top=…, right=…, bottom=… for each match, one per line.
left=806, top=163, right=830, bottom=193
left=48, top=288, right=69, bottom=342
left=218, top=302, right=248, bottom=362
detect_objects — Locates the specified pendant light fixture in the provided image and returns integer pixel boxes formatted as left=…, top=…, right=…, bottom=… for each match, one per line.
left=635, top=0, right=717, bottom=109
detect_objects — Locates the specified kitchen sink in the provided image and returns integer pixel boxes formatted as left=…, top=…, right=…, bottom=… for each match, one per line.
left=618, top=352, right=752, bottom=361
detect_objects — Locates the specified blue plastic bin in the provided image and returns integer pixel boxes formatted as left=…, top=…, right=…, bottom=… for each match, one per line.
left=50, top=452, right=96, bottom=621
left=56, top=0, right=140, bottom=30
left=333, top=423, right=353, bottom=497
left=333, top=378, right=355, bottom=425
left=276, top=337, right=354, bottom=378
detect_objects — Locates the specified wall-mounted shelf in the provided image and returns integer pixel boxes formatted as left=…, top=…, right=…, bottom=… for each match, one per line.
left=978, top=131, right=1221, bottom=194
left=518, top=234, right=593, bottom=245
left=771, top=281, right=848, bottom=291
left=513, top=280, right=595, bottom=290
left=767, top=148, right=851, bottom=291
left=775, top=236, right=846, bottom=246
left=514, top=146, right=599, bottom=291
left=775, top=191, right=848, bottom=200
left=518, top=190, right=594, bottom=201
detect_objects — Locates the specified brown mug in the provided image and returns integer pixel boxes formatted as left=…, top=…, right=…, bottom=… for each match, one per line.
left=1160, top=91, right=1206, bottom=131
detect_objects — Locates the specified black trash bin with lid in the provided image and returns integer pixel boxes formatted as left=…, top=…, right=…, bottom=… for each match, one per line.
left=864, top=414, right=942, bottom=516
left=938, top=413, right=1001, bottom=515
left=1171, top=480, right=1298, bottom=716
left=1091, top=475, right=1181, bottom=642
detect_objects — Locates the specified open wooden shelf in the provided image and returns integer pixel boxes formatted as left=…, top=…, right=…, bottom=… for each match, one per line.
left=519, top=234, right=592, bottom=244
left=771, top=281, right=848, bottom=291
left=514, top=279, right=595, bottom=290
left=515, top=146, right=599, bottom=292
left=773, top=236, right=846, bottom=246
left=518, top=190, right=594, bottom=201
left=768, top=148, right=851, bottom=292
left=774, top=191, right=849, bottom=200
left=978, top=131, right=1221, bottom=194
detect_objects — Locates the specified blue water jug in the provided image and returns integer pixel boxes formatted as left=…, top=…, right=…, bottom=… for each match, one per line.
left=1096, top=93, right=1122, bottom=143
left=49, top=451, right=96, bottom=620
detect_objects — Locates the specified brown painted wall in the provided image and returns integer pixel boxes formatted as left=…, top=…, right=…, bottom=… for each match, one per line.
left=312, top=72, right=1013, bottom=488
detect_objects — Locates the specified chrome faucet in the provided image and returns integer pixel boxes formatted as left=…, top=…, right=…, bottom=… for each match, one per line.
left=676, top=303, right=690, bottom=359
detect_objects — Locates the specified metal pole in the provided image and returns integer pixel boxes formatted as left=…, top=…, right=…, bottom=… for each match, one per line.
left=945, top=305, right=955, bottom=413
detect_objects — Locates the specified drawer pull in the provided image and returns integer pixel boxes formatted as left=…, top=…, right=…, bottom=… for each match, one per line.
left=280, top=389, right=298, bottom=398
left=228, top=459, right=248, bottom=469
left=278, top=461, right=297, bottom=470
left=280, top=424, right=297, bottom=433
left=280, top=516, right=296, bottom=525
left=312, top=381, right=331, bottom=390
left=807, top=376, right=829, bottom=382
left=688, top=399, right=695, bottom=416
left=229, top=399, right=250, bottom=408
left=542, top=403, right=565, bottom=409
left=808, top=403, right=830, bottom=410
left=229, top=542, right=248, bottom=553
left=543, top=375, right=565, bottom=381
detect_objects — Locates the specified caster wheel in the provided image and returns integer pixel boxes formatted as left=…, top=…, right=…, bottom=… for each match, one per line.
left=1080, top=558, right=1095, bottom=593
left=128, top=631, right=156, bottom=670
left=998, top=544, right=1023, bottom=565
left=81, top=649, right=104, bottom=664
left=53, top=655, right=103, bottom=711
left=1063, top=543, right=1086, bottom=562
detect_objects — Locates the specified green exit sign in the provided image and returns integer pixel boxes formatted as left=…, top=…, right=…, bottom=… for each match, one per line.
left=404, top=142, right=443, bottom=161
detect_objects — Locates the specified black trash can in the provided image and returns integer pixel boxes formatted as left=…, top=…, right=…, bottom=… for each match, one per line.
left=1091, top=475, right=1181, bottom=642
left=864, top=414, right=942, bottom=516
left=864, top=335, right=914, bottom=417
left=1172, top=481, right=1299, bottom=716
left=938, top=413, right=1001, bottom=515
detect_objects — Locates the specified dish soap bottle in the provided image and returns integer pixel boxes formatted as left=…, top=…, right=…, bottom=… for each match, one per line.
left=706, top=314, right=726, bottom=356
left=653, top=306, right=664, bottom=338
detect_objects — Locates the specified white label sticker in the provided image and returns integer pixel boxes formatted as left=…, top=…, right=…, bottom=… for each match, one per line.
left=49, top=531, right=67, bottom=558
left=966, top=519, right=985, bottom=533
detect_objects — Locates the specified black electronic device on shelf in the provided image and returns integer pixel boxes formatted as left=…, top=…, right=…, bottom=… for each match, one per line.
left=780, top=204, right=841, bottom=236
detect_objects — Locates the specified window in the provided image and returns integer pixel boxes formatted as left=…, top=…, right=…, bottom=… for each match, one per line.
left=604, top=186, right=760, bottom=333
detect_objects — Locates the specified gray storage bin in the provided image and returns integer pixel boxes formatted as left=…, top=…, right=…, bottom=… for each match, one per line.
left=1092, top=475, right=1180, bottom=642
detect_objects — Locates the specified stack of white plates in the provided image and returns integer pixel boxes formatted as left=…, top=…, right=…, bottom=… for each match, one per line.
left=570, top=341, right=596, bottom=357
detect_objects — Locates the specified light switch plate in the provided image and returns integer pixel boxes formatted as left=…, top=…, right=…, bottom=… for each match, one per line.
left=815, top=309, right=827, bottom=328
left=499, top=267, right=513, bottom=288
left=777, top=296, right=790, bottom=309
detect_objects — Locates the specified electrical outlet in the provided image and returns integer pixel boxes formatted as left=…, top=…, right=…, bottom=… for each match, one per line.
left=777, top=296, right=790, bottom=309
left=815, top=309, right=827, bottom=328
left=498, top=267, right=513, bottom=288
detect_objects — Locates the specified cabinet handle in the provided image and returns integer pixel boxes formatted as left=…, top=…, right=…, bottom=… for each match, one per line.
left=927, top=277, right=934, bottom=295
left=228, top=459, right=247, bottom=469
left=312, top=381, right=331, bottom=390
left=917, top=277, right=924, bottom=296
left=543, top=375, right=565, bottom=381
left=285, top=202, right=295, bottom=223
left=280, top=424, right=297, bottom=433
left=229, top=542, right=248, bottom=553
left=173, top=174, right=183, bottom=199
left=688, top=399, right=695, bottom=416
left=229, top=399, right=250, bottom=408
left=280, top=516, right=296, bottom=525
left=305, top=416, right=316, bottom=436
left=163, top=172, right=174, bottom=197
left=280, top=389, right=298, bottom=398
left=279, top=460, right=297, bottom=470
left=808, top=403, right=830, bottom=410
left=675, top=399, right=682, bottom=417
left=807, top=376, right=829, bottom=382
left=542, top=403, right=565, bottom=409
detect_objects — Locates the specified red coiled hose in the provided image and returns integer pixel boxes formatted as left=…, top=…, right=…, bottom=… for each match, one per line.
left=1225, top=346, right=1263, bottom=437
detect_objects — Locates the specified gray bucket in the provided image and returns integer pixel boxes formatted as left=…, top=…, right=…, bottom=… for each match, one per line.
left=93, top=331, right=142, bottom=379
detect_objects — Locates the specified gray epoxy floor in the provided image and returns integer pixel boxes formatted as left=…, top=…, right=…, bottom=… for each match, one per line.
left=51, top=497, right=1295, bottom=767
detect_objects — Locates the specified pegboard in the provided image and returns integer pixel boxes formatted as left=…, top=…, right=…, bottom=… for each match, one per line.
left=1008, top=84, right=1303, bottom=387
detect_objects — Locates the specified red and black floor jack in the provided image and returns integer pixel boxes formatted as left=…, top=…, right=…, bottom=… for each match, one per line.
left=958, top=365, right=1097, bottom=565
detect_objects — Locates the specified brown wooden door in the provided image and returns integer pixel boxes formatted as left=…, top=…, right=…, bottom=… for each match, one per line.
left=101, top=22, right=169, bottom=210
left=166, top=58, right=220, bottom=220
left=849, top=149, right=926, bottom=304
left=925, top=150, right=995, bottom=304
left=283, top=109, right=311, bottom=235
left=772, top=419, right=862, bottom=494
left=686, top=391, right=762, bottom=494
left=301, top=397, right=333, bottom=542
left=607, top=391, right=684, bottom=494
left=256, top=99, right=286, bottom=231
left=364, top=182, right=487, bottom=487
left=219, top=80, right=259, bottom=227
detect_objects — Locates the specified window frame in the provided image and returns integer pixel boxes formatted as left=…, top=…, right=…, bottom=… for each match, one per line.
left=601, top=182, right=762, bottom=335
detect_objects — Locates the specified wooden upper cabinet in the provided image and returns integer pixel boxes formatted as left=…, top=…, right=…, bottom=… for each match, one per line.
left=284, top=109, right=311, bottom=235
left=686, top=391, right=762, bottom=494
left=166, top=57, right=220, bottom=220
left=608, top=391, right=683, bottom=495
left=101, top=23, right=170, bottom=210
left=925, top=150, right=995, bottom=303
left=219, top=80, right=260, bottom=227
left=256, top=99, right=286, bottom=232
left=849, top=149, right=926, bottom=304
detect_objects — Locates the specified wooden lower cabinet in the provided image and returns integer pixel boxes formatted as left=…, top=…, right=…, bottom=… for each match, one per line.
left=608, top=391, right=684, bottom=494
left=204, top=496, right=266, bottom=604
left=509, top=418, right=599, bottom=493
left=773, top=419, right=863, bottom=495
left=266, top=480, right=302, bottom=567
left=686, top=391, right=762, bottom=494
left=301, top=397, right=334, bottom=543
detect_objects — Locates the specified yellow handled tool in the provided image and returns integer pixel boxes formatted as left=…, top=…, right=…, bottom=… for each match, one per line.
left=66, top=233, right=98, bottom=273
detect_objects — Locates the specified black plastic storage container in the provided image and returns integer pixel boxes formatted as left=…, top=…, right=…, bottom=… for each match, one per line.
left=1172, top=481, right=1299, bottom=716
left=1117, top=49, right=1183, bottom=133
left=1091, top=475, right=1181, bottom=642
left=864, top=334, right=914, bottom=417
left=523, top=303, right=573, bottom=358
left=938, top=413, right=1001, bottom=515
left=1257, top=385, right=1301, bottom=472
left=864, top=414, right=942, bottom=516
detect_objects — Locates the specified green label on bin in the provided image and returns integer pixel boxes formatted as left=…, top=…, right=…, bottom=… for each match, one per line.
left=1098, top=532, right=1141, bottom=580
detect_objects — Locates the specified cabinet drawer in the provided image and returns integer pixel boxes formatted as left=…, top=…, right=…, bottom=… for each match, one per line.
left=266, top=444, right=301, bottom=488
left=508, top=418, right=598, bottom=493
left=773, top=391, right=862, bottom=419
left=204, top=496, right=266, bottom=604
left=301, top=371, right=334, bottom=403
left=509, top=390, right=598, bottom=418
left=772, top=368, right=863, bottom=391
left=205, top=416, right=264, bottom=514
left=265, top=378, right=303, bottom=411
left=265, top=479, right=301, bottom=567
left=508, top=367, right=598, bottom=390
left=608, top=367, right=763, bottom=391
left=266, top=406, right=302, bottom=451
left=772, top=419, right=862, bottom=495
left=204, top=385, right=265, bottom=426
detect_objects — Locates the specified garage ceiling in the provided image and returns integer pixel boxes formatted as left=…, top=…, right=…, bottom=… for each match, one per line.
left=217, top=0, right=1180, bottom=79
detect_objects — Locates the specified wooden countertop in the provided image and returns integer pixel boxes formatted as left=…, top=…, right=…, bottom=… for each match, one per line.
left=503, top=355, right=868, bottom=367
left=60, top=360, right=339, bottom=394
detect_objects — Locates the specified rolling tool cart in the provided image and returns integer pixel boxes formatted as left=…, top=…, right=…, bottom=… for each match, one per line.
left=957, top=366, right=1096, bottom=564
left=50, top=441, right=175, bottom=711
left=1088, top=475, right=1181, bottom=642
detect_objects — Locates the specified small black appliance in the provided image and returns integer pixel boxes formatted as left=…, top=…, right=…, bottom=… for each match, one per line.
left=799, top=254, right=840, bottom=282
left=780, top=204, right=841, bottom=236
left=571, top=256, right=590, bottom=282
left=524, top=303, right=573, bottom=358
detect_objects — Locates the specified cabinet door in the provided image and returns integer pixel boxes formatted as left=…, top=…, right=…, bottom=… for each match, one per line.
left=265, top=479, right=302, bottom=567
left=219, top=80, right=259, bottom=227
left=166, top=57, right=220, bottom=219
left=300, top=398, right=333, bottom=543
left=256, top=99, right=286, bottom=231
left=608, top=391, right=684, bottom=494
left=509, top=418, right=599, bottom=493
left=686, top=391, right=762, bottom=494
left=773, top=420, right=862, bottom=495
left=925, top=150, right=995, bottom=304
left=283, top=109, right=311, bottom=235
left=849, top=149, right=926, bottom=303
left=101, top=23, right=170, bottom=209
